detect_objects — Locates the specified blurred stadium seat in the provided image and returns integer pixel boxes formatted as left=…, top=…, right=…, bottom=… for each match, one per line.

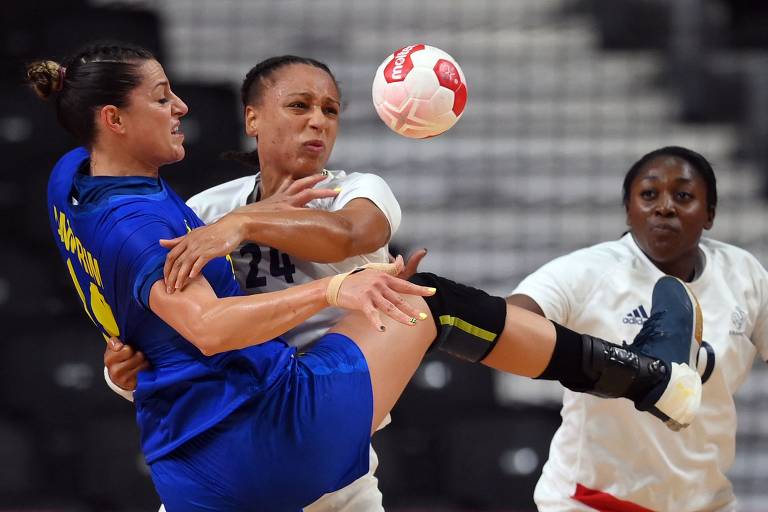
left=372, top=353, right=501, bottom=508
left=0, top=319, right=135, bottom=422
left=0, top=418, right=38, bottom=496
left=0, top=84, right=75, bottom=248
left=438, top=411, right=560, bottom=510
left=0, top=248, right=67, bottom=321
left=391, top=352, right=498, bottom=421
left=42, top=5, right=164, bottom=64
left=80, top=417, right=160, bottom=510
left=0, top=3, right=162, bottom=89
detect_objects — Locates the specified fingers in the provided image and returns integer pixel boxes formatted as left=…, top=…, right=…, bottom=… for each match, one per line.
left=400, top=248, right=428, bottom=279
left=126, top=351, right=150, bottom=372
left=287, top=187, right=339, bottom=207
left=275, top=176, right=294, bottom=193
left=381, top=287, right=423, bottom=320
left=164, top=243, right=203, bottom=292
left=392, top=254, right=405, bottom=275
left=286, top=173, right=327, bottom=193
left=104, top=339, right=149, bottom=392
left=165, top=255, right=182, bottom=294
left=163, top=238, right=189, bottom=292
left=104, top=338, right=133, bottom=365
left=281, top=174, right=339, bottom=207
left=171, top=257, right=196, bottom=292
left=104, top=338, right=140, bottom=364
left=336, top=268, right=436, bottom=328
left=159, top=236, right=184, bottom=249
left=366, top=275, right=428, bottom=327
left=189, top=257, right=207, bottom=281
left=176, top=255, right=212, bottom=290
left=387, top=275, right=437, bottom=297
left=363, top=303, right=386, bottom=332
left=374, top=295, right=414, bottom=325
left=114, top=351, right=147, bottom=391
left=108, top=337, right=123, bottom=352
left=342, top=274, right=416, bottom=328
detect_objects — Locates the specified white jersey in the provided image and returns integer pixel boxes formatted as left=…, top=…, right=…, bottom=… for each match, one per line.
left=512, top=234, right=768, bottom=512
left=187, top=170, right=401, bottom=349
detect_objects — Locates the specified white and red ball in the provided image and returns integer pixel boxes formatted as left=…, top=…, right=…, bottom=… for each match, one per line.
left=372, top=44, right=467, bottom=139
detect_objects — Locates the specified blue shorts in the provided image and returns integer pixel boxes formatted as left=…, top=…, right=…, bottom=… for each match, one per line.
left=150, top=333, right=373, bottom=512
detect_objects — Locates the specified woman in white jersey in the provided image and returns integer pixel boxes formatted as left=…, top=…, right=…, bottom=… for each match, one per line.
left=103, top=55, right=426, bottom=512
left=508, top=146, right=768, bottom=512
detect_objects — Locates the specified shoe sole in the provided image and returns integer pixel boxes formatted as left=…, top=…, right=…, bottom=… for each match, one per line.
left=654, top=277, right=704, bottom=431
left=655, top=363, right=702, bottom=431
left=676, top=276, right=704, bottom=364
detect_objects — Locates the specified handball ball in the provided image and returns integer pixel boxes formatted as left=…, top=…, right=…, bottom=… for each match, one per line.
left=372, top=44, right=467, bottom=139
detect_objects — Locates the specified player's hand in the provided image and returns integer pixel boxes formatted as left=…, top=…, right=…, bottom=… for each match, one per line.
left=396, top=248, right=428, bottom=280
left=104, top=337, right=150, bottom=392
left=247, top=173, right=339, bottom=212
left=160, top=173, right=338, bottom=293
left=160, top=214, right=244, bottom=293
left=333, top=255, right=436, bottom=330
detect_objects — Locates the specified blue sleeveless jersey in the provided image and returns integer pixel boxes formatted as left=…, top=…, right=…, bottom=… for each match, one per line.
left=47, top=147, right=296, bottom=463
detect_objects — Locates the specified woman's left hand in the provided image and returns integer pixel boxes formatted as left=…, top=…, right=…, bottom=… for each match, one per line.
left=332, top=255, right=436, bottom=330
left=160, top=214, right=244, bottom=293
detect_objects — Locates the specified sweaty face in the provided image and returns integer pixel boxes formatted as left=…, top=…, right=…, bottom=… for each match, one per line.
left=246, top=63, right=340, bottom=178
left=625, top=156, right=714, bottom=274
left=120, top=60, right=189, bottom=168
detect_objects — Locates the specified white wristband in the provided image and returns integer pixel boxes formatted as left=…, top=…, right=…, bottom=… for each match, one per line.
left=103, top=366, right=135, bottom=403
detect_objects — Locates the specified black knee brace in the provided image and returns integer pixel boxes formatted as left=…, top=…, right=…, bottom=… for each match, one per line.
left=408, top=272, right=507, bottom=362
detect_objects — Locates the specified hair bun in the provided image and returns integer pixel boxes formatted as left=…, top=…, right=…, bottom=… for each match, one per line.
left=26, top=60, right=65, bottom=99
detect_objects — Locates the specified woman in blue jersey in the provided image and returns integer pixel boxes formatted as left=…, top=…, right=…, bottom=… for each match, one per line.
left=29, top=42, right=705, bottom=511
left=101, top=54, right=426, bottom=512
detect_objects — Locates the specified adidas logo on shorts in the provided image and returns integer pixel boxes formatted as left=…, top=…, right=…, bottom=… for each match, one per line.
left=623, top=305, right=649, bottom=325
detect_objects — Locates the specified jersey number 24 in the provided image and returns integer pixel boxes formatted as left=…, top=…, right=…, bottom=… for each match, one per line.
left=239, top=243, right=296, bottom=287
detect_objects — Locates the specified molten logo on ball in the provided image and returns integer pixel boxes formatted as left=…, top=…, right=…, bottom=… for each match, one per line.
left=372, top=44, right=468, bottom=139
left=386, top=44, right=423, bottom=81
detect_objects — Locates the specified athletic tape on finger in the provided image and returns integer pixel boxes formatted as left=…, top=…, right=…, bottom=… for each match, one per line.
left=325, top=262, right=400, bottom=306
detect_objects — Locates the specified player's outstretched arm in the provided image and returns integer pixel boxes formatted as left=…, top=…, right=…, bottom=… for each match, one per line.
left=162, top=175, right=391, bottom=291
left=238, top=198, right=391, bottom=261
left=150, top=257, right=434, bottom=356
left=103, top=250, right=431, bottom=399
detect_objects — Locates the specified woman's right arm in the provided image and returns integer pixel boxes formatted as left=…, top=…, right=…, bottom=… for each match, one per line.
left=149, top=263, right=433, bottom=356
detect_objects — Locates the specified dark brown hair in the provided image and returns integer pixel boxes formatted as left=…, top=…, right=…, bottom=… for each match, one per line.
left=26, top=41, right=155, bottom=147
